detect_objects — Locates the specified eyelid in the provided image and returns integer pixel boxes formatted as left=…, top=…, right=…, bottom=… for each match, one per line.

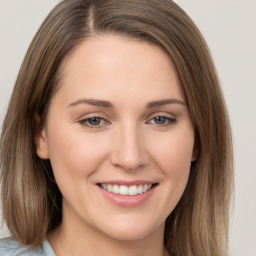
left=78, top=117, right=109, bottom=129
left=76, top=111, right=107, bottom=120
left=146, top=111, right=176, bottom=120
left=77, top=113, right=111, bottom=129
left=146, top=112, right=177, bottom=126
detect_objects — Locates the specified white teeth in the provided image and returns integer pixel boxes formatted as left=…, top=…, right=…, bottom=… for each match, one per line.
left=119, top=185, right=129, bottom=195
left=137, top=185, right=143, bottom=194
left=100, top=183, right=153, bottom=196
left=107, top=184, right=112, bottom=192
left=128, top=185, right=137, bottom=196
left=112, top=185, right=120, bottom=194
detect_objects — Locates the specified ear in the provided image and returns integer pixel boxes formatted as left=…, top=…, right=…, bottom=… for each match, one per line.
left=191, top=134, right=199, bottom=162
left=191, top=149, right=197, bottom=162
left=34, top=114, right=49, bottom=159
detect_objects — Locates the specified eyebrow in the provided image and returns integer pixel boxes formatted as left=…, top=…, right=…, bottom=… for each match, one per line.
left=146, top=99, right=186, bottom=108
left=68, top=98, right=113, bottom=108
left=67, top=98, right=185, bottom=109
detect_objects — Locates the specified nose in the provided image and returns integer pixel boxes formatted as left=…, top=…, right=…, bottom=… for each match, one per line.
left=110, top=125, right=149, bottom=171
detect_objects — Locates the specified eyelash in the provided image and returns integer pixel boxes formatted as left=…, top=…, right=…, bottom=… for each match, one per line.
left=78, top=117, right=108, bottom=128
left=78, top=115, right=177, bottom=129
left=147, top=116, right=177, bottom=126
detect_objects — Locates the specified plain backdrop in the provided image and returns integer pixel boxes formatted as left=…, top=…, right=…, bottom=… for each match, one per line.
left=0, top=1, right=256, bottom=256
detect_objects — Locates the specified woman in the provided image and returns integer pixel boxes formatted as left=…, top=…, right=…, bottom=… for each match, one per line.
left=0, top=0, right=233, bottom=255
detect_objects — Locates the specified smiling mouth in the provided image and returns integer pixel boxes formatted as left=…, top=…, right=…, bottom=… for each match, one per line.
left=97, top=183, right=157, bottom=196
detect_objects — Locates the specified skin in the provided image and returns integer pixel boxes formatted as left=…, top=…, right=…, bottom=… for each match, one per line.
left=36, top=35, right=196, bottom=256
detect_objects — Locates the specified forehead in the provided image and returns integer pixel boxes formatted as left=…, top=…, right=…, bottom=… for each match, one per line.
left=54, top=35, right=185, bottom=105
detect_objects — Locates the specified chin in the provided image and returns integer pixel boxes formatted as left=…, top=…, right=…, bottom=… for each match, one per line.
left=95, top=215, right=165, bottom=242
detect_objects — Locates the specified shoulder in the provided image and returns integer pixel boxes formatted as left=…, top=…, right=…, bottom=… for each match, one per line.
left=0, top=237, right=45, bottom=256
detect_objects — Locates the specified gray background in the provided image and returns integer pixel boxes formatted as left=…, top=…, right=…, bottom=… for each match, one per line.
left=0, top=1, right=256, bottom=255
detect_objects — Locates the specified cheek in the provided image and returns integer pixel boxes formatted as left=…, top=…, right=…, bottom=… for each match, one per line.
left=154, top=130, right=194, bottom=175
left=160, top=132, right=194, bottom=204
left=46, top=125, right=109, bottom=179
left=150, top=128, right=194, bottom=208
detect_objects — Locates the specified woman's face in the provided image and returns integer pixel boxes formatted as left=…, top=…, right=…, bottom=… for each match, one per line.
left=36, top=36, right=195, bottom=241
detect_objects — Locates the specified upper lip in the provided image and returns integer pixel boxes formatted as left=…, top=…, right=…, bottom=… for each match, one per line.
left=97, top=180, right=158, bottom=186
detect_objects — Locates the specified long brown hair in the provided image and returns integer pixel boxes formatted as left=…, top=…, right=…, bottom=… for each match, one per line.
left=0, top=0, right=233, bottom=255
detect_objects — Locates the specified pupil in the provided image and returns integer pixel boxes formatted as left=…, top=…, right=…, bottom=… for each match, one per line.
left=155, top=116, right=165, bottom=124
left=89, top=117, right=101, bottom=125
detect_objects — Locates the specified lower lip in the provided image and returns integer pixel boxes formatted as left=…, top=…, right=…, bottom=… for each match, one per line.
left=98, top=185, right=157, bottom=208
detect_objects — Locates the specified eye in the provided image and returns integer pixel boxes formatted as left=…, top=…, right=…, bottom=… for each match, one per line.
left=79, top=117, right=108, bottom=128
left=148, top=116, right=176, bottom=126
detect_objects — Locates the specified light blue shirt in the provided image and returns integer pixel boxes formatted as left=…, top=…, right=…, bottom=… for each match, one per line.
left=0, top=237, right=56, bottom=256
